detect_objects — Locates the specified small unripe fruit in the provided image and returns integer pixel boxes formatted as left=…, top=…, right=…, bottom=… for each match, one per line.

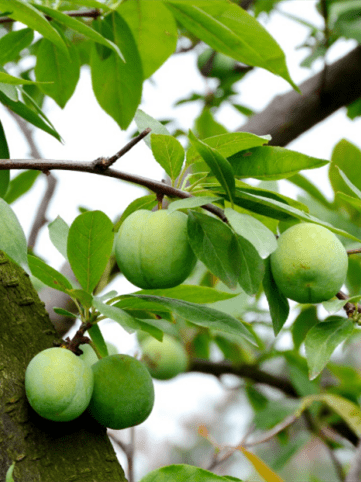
left=87, top=354, right=154, bottom=430
left=115, top=209, right=196, bottom=289
left=141, top=335, right=189, bottom=380
left=270, top=223, right=348, bottom=303
left=79, top=342, right=118, bottom=366
left=197, top=48, right=236, bottom=78
left=25, top=347, right=94, bottom=422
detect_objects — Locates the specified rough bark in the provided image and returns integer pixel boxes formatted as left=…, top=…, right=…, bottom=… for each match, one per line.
left=239, top=46, right=361, bottom=146
left=0, top=251, right=127, bottom=482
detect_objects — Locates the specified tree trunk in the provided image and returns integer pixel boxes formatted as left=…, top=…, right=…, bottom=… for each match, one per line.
left=0, top=250, right=127, bottom=481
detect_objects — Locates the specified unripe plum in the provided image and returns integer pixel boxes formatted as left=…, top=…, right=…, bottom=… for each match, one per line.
left=79, top=342, right=118, bottom=366
left=87, top=354, right=154, bottom=430
left=270, top=223, right=348, bottom=303
left=197, top=48, right=236, bottom=78
left=25, top=347, right=94, bottom=422
left=115, top=209, right=196, bottom=289
left=141, top=335, right=189, bottom=380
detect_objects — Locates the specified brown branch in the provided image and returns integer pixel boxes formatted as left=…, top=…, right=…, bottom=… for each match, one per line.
left=0, top=158, right=228, bottom=222
left=0, top=9, right=101, bottom=24
left=239, top=46, right=361, bottom=147
left=336, top=290, right=361, bottom=316
left=189, top=358, right=297, bottom=397
left=347, top=248, right=361, bottom=256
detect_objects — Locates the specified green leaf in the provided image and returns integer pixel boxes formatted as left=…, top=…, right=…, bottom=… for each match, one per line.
left=262, top=257, right=289, bottom=336
left=35, top=37, right=80, bottom=108
left=292, top=306, right=319, bottom=350
left=4, top=170, right=40, bottom=204
left=167, top=196, right=221, bottom=213
left=136, top=285, right=239, bottom=303
left=164, top=0, right=298, bottom=90
left=187, top=211, right=240, bottom=289
left=28, top=254, right=73, bottom=293
left=0, top=198, right=28, bottom=269
left=0, top=28, right=34, bottom=65
left=337, top=166, right=361, bottom=199
left=336, top=192, right=361, bottom=212
left=235, top=233, right=265, bottom=296
left=299, top=393, right=361, bottom=437
left=88, top=323, right=108, bottom=357
left=0, top=90, right=61, bottom=141
left=189, top=130, right=235, bottom=204
left=0, top=120, right=10, bottom=198
left=186, top=132, right=270, bottom=167
left=322, top=295, right=361, bottom=315
left=66, top=289, right=93, bottom=309
left=140, top=464, right=241, bottom=482
left=114, top=195, right=157, bottom=232
left=226, top=188, right=361, bottom=242
left=93, top=298, right=150, bottom=334
left=5, top=462, right=15, bottom=482
left=227, top=146, right=328, bottom=180
left=35, top=4, right=125, bottom=61
left=329, top=139, right=361, bottom=201
left=305, top=316, right=354, bottom=380
left=117, top=0, right=177, bottom=78
left=67, top=210, right=114, bottom=293
left=225, top=207, right=277, bottom=259
left=0, top=0, right=68, bottom=56
left=91, top=12, right=142, bottom=130
left=0, top=72, right=41, bottom=85
left=67, top=0, right=112, bottom=10
left=53, top=307, right=77, bottom=318
left=195, top=107, right=228, bottom=139
left=48, top=215, right=69, bottom=260
left=150, top=134, right=184, bottom=181
left=134, top=109, right=170, bottom=148
left=130, top=294, right=257, bottom=345
left=286, top=173, right=331, bottom=208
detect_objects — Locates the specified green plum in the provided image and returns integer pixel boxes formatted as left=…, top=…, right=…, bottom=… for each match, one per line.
left=25, top=347, right=94, bottom=422
left=141, top=335, right=189, bottom=380
left=115, top=209, right=196, bottom=289
left=270, top=223, right=348, bottom=303
left=87, top=354, right=154, bottom=430
left=197, top=48, right=236, bottom=78
left=79, top=342, right=118, bottom=366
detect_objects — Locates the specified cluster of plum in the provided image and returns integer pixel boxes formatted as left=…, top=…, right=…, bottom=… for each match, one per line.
left=25, top=210, right=349, bottom=426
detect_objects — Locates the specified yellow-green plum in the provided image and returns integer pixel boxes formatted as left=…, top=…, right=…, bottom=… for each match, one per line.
left=79, top=342, right=118, bottom=366
left=87, top=354, right=154, bottom=430
left=197, top=48, right=236, bottom=78
left=25, top=347, right=94, bottom=422
left=115, top=209, right=196, bottom=289
left=141, top=335, right=189, bottom=380
left=270, top=223, right=348, bottom=303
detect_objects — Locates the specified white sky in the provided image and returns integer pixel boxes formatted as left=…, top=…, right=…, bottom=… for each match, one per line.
left=2, top=1, right=360, bottom=478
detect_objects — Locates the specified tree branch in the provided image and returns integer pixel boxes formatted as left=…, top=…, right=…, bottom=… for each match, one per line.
left=189, top=358, right=297, bottom=397
left=0, top=158, right=227, bottom=222
left=239, top=46, right=361, bottom=146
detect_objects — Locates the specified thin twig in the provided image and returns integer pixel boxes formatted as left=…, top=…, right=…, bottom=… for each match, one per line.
left=336, top=291, right=361, bottom=316
left=347, top=248, right=361, bottom=256
left=28, top=173, right=57, bottom=249
left=108, top=431, right=135, bottom=482
left=93, top=128, right=152, bottom=170
left=318, top=428, right=345, bottom=482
